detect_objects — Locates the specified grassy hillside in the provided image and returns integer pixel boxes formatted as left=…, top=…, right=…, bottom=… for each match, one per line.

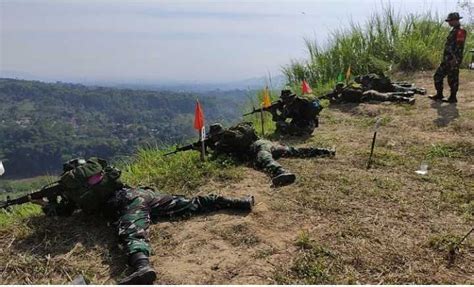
left=0, top=70, right=472, bottom=284
left=0, top=78, right=248, bottom=178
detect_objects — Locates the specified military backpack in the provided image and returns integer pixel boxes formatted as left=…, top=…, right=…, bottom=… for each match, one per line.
left=215, top=122, right=259, bottom=154
left=59, top=157, right=123, bottom=213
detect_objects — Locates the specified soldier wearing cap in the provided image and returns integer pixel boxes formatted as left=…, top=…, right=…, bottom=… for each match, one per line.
left=269, top=88, right=323, bottom=136
left=430, top=12, right=467, bottom=103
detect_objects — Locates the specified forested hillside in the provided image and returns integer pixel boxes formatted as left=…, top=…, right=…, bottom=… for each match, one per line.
left=0, top=78, right=248, bottom=178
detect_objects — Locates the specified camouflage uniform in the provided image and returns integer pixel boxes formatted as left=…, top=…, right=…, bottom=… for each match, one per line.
left=324, top=83, right=415, bottom=104
left=42, top=159, right=254, bottom=285
left=112, top=187, right=250, bottom=256
left=206, top=122, right=334, bottom=186
left=432, top=13, right=467, bottom=102
left=270, top=91, right=322, bottom=136
left=355, top=73, right=426, bottom=95
left=250, top=139, right=334, bottom=177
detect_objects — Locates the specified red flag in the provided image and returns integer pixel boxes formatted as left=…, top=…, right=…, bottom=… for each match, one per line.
left=194, top=100, right=204, bottom=130
left=302, top=80, right=312, bottom=94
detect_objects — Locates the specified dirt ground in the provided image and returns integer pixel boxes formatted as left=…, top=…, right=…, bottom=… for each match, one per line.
left=0, top=71, right=473, bottom=284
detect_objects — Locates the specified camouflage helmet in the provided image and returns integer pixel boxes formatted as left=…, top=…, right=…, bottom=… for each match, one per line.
left=63, top=158, right=86, bottom=173
left=209, top=123, right=224, bottom=136
left=445, top=12, right=462, bottom=22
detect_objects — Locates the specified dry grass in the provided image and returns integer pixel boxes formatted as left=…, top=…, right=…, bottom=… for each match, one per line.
left=0, top=71, right=473, bottom=284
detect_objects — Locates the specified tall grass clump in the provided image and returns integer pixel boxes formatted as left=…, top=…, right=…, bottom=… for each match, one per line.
left=121, top=147, right=243, bottom=195
left=283, top=8, right=474, bottom=90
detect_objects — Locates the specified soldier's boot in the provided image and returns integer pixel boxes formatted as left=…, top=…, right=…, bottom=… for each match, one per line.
left=388, top=95, right=414, bottom=105
left=271, top=168, right=296, bottom=187
left=295, top=147, right=335, bottom=158
left=215, top=195, right=255, bottom=211
left=429, top=93, right=444, bottom=101
left=416, top=88, right=427, bottom=95
left=119, top=252, right=157, bottom=285
left=403, top=91, right=415, bottom=97
left=443, top=92, right=457, bottom=103
left=429, top=85, right=444, bottom=101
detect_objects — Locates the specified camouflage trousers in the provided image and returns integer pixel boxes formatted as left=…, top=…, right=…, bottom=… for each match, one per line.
left=361, top=90, right=412, bottom=103
left=275, top=119, right=317, bottom=136
left=391, top=83, right=425, bottom=95
left=434, top=62, right=460, bottom=95
left=113, top=187, right=226, bottom=256
left=250, top=139, right=332, bottom=176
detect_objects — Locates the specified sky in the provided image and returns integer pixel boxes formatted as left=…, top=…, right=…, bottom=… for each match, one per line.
left=0, top=0, right=460, bottom=84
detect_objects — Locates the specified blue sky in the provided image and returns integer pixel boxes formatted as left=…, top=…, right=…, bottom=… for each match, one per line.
left=0, top=0, right=459, bottom=83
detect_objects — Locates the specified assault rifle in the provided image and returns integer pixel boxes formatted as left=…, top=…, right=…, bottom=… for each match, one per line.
left=320, top=90, right=342, bottom=101
left=0, top=181, right=63, bottom=209
left=163, top=141, right=201, bottom=156
left=242, top=101, right=282, bottom=116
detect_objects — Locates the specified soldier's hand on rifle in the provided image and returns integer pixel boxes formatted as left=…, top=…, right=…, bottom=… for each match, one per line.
left=30, top=198, right=48, bottom=207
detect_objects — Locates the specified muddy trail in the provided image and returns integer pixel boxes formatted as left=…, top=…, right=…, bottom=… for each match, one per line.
left=0, top=71, right=473, bottom=284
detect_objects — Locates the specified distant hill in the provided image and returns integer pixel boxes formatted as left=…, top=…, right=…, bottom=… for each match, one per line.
left=0, top=70, right=287, bottom=92
left=110, top=75, right=287, bottom=92
left=0, top=78, right=249, bottom=178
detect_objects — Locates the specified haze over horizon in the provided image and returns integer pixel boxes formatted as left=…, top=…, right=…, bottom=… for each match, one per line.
left=1, top=0, right=459, bottom=85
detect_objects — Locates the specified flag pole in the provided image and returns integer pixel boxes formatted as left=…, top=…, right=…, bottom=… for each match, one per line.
left=194, top=99, right=205, bottom=162
left=200, top=127, right=206, bottom=162
left=260, top=103, right=265, bottom=136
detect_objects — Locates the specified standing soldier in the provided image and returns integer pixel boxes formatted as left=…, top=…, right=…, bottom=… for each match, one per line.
left=430, top=12, right=467, bottom=103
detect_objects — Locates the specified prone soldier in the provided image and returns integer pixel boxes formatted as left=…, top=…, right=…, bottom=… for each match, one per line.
left=170, top=122, right=335, bottom=187
left=322, top=82, right=416, bottom=105
left=354, top=73, right=426, bottom=95
left=16, top=158, right=255, bottom=285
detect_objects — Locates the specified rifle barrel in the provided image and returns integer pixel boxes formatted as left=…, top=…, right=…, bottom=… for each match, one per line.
left=1, top=182, right=61, bottom=209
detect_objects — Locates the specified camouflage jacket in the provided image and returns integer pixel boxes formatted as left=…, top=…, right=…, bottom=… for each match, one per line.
left=324, top=83, right=364, bottom=103
left=357, top=73, right=393, bottom=92
left=443, top=25, right=467, bottom=65
left=277, top=95, right=322, bottom=122
left=207, top=122, right=259, bottom=156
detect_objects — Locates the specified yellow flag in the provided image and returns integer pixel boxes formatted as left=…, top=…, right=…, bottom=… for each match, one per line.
left=262, top=86, right=271, bottom=108
left=345, top=65, right=351, bottom=82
